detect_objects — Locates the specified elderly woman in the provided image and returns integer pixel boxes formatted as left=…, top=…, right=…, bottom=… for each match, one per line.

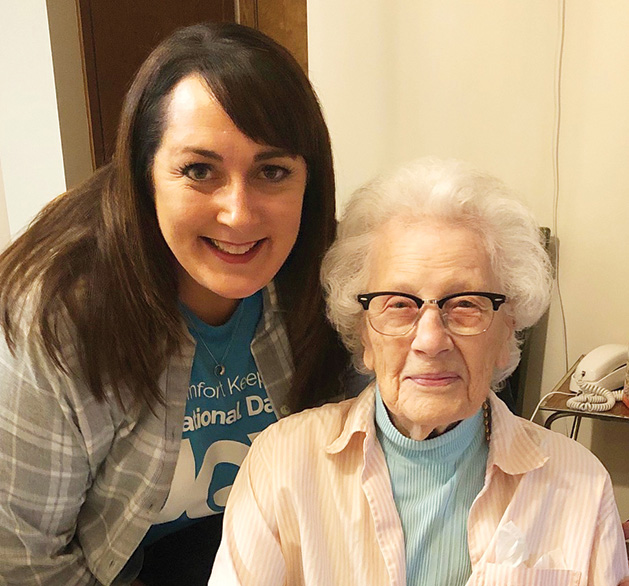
left=209, top=159, right=629, bottom=585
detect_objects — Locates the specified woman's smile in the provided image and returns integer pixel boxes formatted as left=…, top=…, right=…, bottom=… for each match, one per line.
left=202, top=237, right=265, bottom=260
left=405, top=371, right=461, bottom=387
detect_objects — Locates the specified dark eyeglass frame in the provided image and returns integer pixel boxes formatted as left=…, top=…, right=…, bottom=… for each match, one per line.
left=356, top=291, right=507, bottom=336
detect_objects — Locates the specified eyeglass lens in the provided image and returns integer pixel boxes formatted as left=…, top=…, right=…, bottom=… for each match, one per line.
left=366, top=294, right=495, bottom=336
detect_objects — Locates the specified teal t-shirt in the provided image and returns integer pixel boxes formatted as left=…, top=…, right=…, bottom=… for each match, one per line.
left=142, top=292, right=277, bottom=545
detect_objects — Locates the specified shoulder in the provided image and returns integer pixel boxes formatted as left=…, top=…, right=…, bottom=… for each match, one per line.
left=265, top=396, right=358, bottom=441
left=1, top=299, right=80, bottom=379
left=0, top=303, right=64, bottom=381
left=0, top=304, right=130, bottom=422
left=248, top=392, right=366, bottom=464
left=528, top=416, right=605, bottom=466
left=493, top=397, right=611, bottom=481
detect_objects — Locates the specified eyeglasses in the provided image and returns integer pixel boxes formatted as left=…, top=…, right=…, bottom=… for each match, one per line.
left=357, top=291, right=507, bottom=337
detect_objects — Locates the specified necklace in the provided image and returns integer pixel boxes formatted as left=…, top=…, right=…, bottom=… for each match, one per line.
left=482, top=400, right=492, bottom=443
left=189, top=304, right=244, bottom=377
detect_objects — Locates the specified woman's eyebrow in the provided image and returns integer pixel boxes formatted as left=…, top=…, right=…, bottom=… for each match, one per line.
left=254, top=149, right=298, bottom=162
left=177, top=147, right=297, bottom=162
left=181, top=147, right=222, bottom=160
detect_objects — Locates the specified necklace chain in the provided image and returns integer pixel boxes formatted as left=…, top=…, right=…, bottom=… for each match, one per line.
left=482, top=400, right=491, bottom=443
left=189, top=304, right=244, bottom=377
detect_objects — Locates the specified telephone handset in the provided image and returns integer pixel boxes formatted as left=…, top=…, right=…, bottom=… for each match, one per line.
left=567, top=344, right=628, bottom=412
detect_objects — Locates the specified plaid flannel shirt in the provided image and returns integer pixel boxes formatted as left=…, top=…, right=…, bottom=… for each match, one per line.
left=0, top=283, right=294, bottom=586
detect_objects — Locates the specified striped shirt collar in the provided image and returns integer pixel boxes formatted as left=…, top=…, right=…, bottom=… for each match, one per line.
left=487, top=391, right=548, bottom=475
left=326, top=383, right=549, bottom=477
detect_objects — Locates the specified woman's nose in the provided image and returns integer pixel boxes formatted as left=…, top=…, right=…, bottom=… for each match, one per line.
left=409, top=305, right=454, bottom=356
left=216, top=179, right=258, bottom=228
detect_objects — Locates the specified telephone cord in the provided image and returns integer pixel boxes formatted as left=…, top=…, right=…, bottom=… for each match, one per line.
left=565, top=380, right=623, bottom=412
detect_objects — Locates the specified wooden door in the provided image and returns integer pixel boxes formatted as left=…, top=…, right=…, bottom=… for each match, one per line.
left=77, top=0, right=307, bottom=167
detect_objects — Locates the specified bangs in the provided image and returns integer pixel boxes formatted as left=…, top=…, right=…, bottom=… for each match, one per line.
left=198, top=46, right=318, bottom=158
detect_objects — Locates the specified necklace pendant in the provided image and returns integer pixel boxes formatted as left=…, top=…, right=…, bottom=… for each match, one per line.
left=214, top=364, right=226, bottom=377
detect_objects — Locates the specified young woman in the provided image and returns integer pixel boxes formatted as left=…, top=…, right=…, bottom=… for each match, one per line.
left=0, top=23, right=351, bottom=586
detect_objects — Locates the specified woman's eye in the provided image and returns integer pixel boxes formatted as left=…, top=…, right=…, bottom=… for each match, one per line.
left=447, top=296, right=489, bottom=313
left=454, top=300, right=477, bottom=309
left=260, top=165, right=291, bottom=182
left=385, top=298, right=415, bottom=311
left=182, top=163, right=212, bottom=181
left=391, top=302, right=411, bottom=309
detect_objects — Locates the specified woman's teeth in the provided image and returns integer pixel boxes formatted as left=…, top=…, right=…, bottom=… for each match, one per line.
left=210, top=239, right=258, bottom=254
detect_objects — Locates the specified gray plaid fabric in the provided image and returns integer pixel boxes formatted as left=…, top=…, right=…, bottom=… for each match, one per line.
left=0, top=282, right=293, bottom=585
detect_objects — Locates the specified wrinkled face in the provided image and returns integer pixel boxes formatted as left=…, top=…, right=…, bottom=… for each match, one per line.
left=152, top=75, right=307, bottom=324
left=362, top=219, right=513, bottom=440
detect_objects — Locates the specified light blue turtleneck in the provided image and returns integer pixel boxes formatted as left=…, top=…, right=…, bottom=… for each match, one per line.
left=375, top=386, right=488, bottom=586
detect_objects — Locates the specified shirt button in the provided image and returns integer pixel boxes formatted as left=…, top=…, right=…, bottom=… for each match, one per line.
left=280, top=405, right=290, bottom=416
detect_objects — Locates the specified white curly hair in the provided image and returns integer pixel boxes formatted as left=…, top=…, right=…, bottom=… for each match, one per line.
left=321, top=157, right=553, bottom=386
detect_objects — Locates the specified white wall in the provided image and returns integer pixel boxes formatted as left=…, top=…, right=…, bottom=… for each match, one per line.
left=309, top=0, right=629, bottom=517
left=0, top=1, right=67, bottom=240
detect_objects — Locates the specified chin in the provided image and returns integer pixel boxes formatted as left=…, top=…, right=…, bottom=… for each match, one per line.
left=211, top=282, right=267, bottom=301
left=418, top=398, right=470, bottom=424
left=213, top=262, right=283, bottom=293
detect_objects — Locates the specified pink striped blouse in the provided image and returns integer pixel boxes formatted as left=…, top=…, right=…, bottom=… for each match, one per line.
left=209, top=385, right=629, bottom=585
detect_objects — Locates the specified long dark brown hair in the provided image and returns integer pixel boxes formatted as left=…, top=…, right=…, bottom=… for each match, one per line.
left=0, top=23, right=348, bottom=411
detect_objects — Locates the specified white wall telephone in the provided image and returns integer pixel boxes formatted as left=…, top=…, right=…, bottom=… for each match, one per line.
left=567, top=344, right=628, bottom=412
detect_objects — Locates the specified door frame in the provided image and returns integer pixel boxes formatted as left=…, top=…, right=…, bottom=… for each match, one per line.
left=76, top=0, right=307, bottom=168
